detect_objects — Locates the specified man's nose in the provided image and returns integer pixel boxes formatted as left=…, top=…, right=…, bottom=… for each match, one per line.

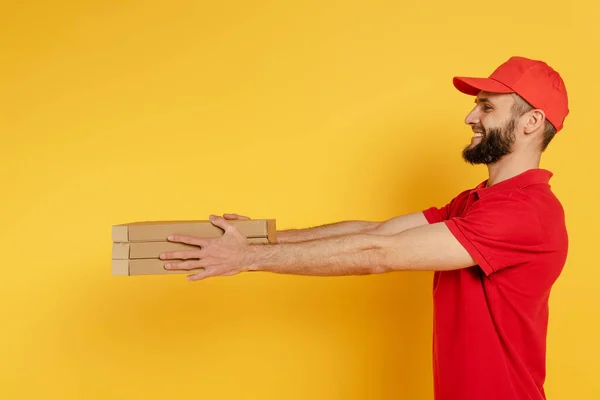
left=465, top=108, right=480, bottom=126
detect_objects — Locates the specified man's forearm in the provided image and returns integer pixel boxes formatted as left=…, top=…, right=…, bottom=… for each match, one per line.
left=246, top=233, right=391, bottom=276
left=275, top=221, right=378, bottom=243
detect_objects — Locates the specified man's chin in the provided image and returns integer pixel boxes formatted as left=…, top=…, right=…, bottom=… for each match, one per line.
left=462, top=151, right=504, bottom=166
left=462, top=146, right=487, bottom=165
left=462, top=156, right=484, bottom=165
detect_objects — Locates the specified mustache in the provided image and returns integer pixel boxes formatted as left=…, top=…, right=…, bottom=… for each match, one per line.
left=472, top=124, right=486, bottom=134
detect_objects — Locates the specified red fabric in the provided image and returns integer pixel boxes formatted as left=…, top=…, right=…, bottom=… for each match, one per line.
left=422, top=168, right=568, bottom=400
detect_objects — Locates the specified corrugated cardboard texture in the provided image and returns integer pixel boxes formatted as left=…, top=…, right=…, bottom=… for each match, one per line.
left=112, top=259, right=205, bottom=276
left=112, top=237, right=270, bottom=259
left=112, top=219, right=276, bottom=242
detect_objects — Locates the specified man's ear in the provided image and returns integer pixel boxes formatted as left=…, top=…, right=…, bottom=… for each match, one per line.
left=523, top=109, right=546, bottom=134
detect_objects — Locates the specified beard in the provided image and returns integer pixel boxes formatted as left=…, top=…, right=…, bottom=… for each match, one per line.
left=462, top=118, right=517, bottom=165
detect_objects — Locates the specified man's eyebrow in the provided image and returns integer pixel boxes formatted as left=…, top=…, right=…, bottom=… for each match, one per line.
left=475, top=97, right=491, bottom=104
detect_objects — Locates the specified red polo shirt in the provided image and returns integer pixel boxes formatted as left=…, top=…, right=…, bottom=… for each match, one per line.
left=422, top=168, right=568, bottom=400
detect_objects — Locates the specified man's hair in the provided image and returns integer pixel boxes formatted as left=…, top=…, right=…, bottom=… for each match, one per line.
left=511, top=93, right=557, bottom=151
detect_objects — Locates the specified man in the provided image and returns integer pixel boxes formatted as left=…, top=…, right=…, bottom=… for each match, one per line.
left=160, top=56, right=569, bottom=400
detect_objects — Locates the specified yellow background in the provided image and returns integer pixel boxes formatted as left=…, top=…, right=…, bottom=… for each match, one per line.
left=1, top=1, right=597, bottom=399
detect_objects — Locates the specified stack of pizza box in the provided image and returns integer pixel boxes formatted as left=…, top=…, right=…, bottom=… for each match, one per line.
left=111, top=219, right=277, bottom=276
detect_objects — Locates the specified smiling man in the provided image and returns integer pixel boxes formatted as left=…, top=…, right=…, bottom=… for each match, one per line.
left=160, top=56, right=569, bottom=400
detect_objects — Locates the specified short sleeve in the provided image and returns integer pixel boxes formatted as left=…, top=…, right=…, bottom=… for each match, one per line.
left=423, top=189, right=472, bottom=224
left=444, top=194, right=544, bottom=276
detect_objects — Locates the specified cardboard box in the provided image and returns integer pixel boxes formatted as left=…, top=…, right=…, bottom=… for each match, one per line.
left=112, top=219, right=277, bottom=243
left=111, top=219, right=276, bottom=276
left=112, top=259, right=205, bottom=276
left=112, top=237, right=270, bottom=259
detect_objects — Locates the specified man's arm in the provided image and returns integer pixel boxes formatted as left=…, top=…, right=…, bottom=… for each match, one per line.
left=275, top=220, right=378, bottom=243
left=246, top=221, right=475, bottom=276
left=369, top=212, right=429, bottom=236
left=223, top=212, right=429, bottom=243
left=161, top=216, right=475, bottom=281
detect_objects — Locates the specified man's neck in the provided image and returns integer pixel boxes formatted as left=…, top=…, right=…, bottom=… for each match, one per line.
left=486, top=151, right=542, bottom=187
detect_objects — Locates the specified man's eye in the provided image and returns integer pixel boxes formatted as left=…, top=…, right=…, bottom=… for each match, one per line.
left=483, top=105, right=493, bottom=111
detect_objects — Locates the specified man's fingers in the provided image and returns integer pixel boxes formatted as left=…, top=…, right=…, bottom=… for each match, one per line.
left=210, top=215, right=247, bottom=241
left=166, top=234, right=208, bottom=247
left=186, top=267, right=239, bottom=281
left=209, top=214, right=233, bottom=232
left=164, top=260, right=206, bottom=271
left=159, top=250, right=202, bottom=260
left=186, top=270, right=212, bottom=281
left=223, top=213, right=250, bottom=220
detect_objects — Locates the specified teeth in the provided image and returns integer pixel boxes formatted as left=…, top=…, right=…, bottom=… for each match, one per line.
left=473, top=132, right=484, bottom=137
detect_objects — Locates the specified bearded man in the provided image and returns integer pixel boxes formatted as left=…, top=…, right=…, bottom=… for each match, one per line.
left=161, top=56, right=570, bottom=400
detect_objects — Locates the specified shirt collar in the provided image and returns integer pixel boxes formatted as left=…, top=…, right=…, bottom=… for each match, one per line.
left=472, top=168, right=553, bottom=198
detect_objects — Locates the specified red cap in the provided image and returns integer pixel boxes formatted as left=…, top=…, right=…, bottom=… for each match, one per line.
left=453, top=56, right=569, bottom=132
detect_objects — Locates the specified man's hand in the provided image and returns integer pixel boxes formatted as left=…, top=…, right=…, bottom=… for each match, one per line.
left=159, top=215, right=254, bottom=281
left=222, top=213, right=250, bottom=220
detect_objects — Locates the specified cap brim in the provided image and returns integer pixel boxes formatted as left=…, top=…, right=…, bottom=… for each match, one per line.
left=453, top=77, right=514, bottom=96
